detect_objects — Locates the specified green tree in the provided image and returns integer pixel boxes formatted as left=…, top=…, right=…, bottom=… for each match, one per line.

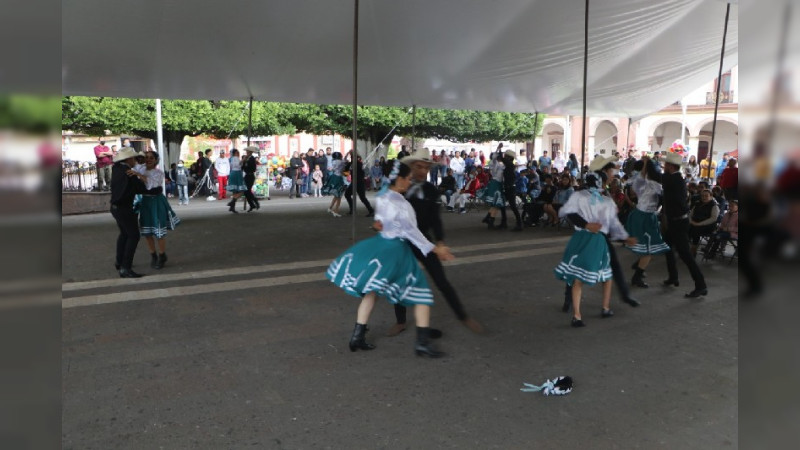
left=62, top=97, right=544, bottom=154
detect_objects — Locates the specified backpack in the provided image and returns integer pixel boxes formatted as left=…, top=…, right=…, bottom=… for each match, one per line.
left=302, top=159, right=310, bottom=175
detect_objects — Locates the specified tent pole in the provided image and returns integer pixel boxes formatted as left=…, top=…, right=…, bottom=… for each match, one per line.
left=625, top=117, right=631, bottom=154
left=531, top=112, right=539, bottom=159
left=351, top=0, right=360, bottom=241
left=247, top=96, right=253, bottom=146
left=411, top=104, right=416, bottom=151
left=580, top=0, right=589, bottom=169
left=156, top=98, right=165, bottom=192
left=707, top=2, right=731, bottom=164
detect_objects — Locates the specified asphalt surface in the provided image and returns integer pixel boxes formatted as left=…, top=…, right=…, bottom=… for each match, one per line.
left=62, top=188, right=738, bottom=449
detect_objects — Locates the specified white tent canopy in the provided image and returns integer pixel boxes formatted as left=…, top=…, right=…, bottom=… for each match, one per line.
left=62, top=0, right=737, bottom=118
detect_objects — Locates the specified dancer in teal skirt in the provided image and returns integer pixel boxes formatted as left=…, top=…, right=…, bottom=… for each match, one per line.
left=327, top=161, right=454, bottom=357
left=132, top=151, right=180, bottom=269
left=554, top=173, right=636, bottom=327
left=625, top=156, right=670, bottom=287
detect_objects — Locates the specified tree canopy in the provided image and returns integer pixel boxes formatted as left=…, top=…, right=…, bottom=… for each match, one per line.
left=62, top=97, right=544, bottom=147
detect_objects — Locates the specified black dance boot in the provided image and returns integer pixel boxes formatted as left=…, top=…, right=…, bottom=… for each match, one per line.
left=482, top=213, right=492, bottom=225
left=150, top=252, right=158, bottom=269
left=349, top=323, right=376, bottom=352
left=155, top=253, right=167, bottom=269
left=414, top=327, right=445, bottom=358
left=228, top=199, right=237, bottom=213
left=631, top=267, right=648, bottom=288
left=487, top=216, right=496, bottom=230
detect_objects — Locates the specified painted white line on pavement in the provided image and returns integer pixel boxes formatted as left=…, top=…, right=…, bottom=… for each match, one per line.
left=62, top=245, right=564, bottom=308
left=62, top=259, right=333, bottom=292
left=62, top=236, right=570, bottom=293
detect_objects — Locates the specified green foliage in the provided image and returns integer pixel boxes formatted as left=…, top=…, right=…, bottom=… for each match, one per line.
left=62, top=96, right=544, bottom=146
left=0, top=95, right=61, bottom=133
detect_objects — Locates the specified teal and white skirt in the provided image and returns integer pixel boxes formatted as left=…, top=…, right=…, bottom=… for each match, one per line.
left=477, top=179, right=505, bottom=207
left=326, top=235, right=434, bottom=306
left=226, top=170, right=248, bottom=193
left=624, top=209, right=670, bottom=255
left=139, top=194, right=180, bottom=238
left=554, top=229, right=612, bottom=286
left=321, top=173, right=346, bottom=197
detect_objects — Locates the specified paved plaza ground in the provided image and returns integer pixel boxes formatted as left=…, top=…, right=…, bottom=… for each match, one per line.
left=62, top=189, right=738, bottom=449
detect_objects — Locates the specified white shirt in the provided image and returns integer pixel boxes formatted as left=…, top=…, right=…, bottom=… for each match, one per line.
left=214, top=157, right=231, bottom=176
left=553, top=156, right=566, bottom=172
left=515, top=155, right=528, bottom=171
left=229, top=156, right=242, bottom=171
left=374, top=190, right=435, bottom=256
left=629, top=174, right=662, bottom=213
left=489, top=154, right=505, bottom=182
left=450, top=156, right=465, bottom=175
left=559, top=189, right=629, bottom=240
left=143, top=167, right=164, bottom=190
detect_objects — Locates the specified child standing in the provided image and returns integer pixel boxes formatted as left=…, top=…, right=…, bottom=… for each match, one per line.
left=175, top=160, right=189, bottom=205
left=311, top=164, right=323, bottom=197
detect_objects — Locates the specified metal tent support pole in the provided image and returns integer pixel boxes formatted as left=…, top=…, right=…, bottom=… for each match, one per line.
left=625, top=117, right=632, bottom=153
left=247, top=96, right=253, bottom=146
left=411, top=104, right=416, bottom=151
left=156, top=98, right=164, bottom=192
left=707, top=2, right=731, bottom=165
left=531, top=112, right=539, bottom=158
left=351, top=0, right=360, bottom=242
left=580, top=0, right=590, bottom=169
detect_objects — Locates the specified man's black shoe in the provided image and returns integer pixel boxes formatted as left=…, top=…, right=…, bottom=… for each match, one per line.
left=119, top=269, right=144, bottom=278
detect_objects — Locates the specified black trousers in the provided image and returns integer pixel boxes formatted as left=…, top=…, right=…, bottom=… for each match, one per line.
left=664, top=218, right=707, bottom=290
left=110, top=205, right=140, bottom=271
left=243, top=174, right=259, bottom=208
left=501, top=186, right=521, bottom=226
left=345, top=181, right=374, bottom=214
left=603, top=234, right=632, bottom=300
left=394, top=244, right=468, bottom=324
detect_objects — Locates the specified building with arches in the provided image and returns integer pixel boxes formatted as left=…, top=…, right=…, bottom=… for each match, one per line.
left=532, top=66, right=738, bottom=165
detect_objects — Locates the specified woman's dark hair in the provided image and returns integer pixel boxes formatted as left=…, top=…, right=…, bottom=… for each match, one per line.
left=601, top=162, right=616, bottom=173
left=231, top=149, right=239, bottom=156
left=643, top=159, right=660, bottom=181
left=145, top=150, right=160, bottom=163
left=332, top=152, right=342, bottom=160
left=633, top=160, right=645, bottom=172
left=569, top=153, right=578, bottom=162
left=389, top=162, right=412, bottom=185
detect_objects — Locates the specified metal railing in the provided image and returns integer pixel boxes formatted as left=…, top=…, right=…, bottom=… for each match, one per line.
left=61, top=161, right=98, bottom=192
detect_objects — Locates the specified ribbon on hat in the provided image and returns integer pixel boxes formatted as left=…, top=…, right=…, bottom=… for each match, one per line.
left=521, top=376, right=573, bottom=396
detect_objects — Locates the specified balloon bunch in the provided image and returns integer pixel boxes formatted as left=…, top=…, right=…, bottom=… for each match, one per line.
left=669, top=139, right=688, bottom=156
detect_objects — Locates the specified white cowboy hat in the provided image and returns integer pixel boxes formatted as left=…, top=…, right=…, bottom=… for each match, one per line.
left=504, top=149, right=517, bottom=159
left=112, top=147, right=139, bottom=163
left=662, top=152, right=686, bottom=167
left=400, top=147, right=434, bottom=165
left=588, top=154, right=619, bottom=172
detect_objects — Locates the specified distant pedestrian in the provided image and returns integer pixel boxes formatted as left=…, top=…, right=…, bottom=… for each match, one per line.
left=225, top=149, right=249, bottom=214
left=94, top=138, right=114, bottom=191
left=214, top=150, right=230, bottom=199
left=174, top=160, right=190, bottom=205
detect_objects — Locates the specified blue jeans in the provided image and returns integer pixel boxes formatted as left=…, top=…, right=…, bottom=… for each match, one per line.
left=178, top=185, right=188, bottom=203
left=454, top=173, right=465, bottom=189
